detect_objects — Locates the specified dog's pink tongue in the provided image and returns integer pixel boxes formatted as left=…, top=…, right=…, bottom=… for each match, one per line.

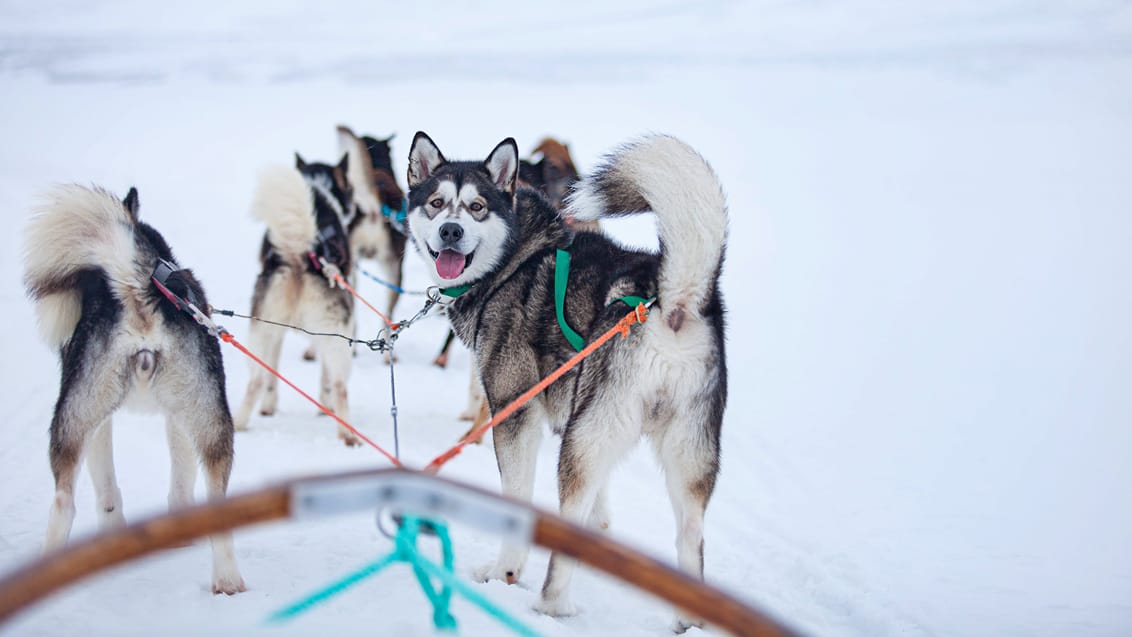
left=435, top=250, right=467, bottom=280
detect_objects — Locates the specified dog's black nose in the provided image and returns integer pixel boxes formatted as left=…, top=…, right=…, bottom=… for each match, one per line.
left=439, top=222, right=464, bottom=244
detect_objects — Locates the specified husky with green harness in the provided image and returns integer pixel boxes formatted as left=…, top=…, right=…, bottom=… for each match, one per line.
left=405, top=133, right=728, bottom=632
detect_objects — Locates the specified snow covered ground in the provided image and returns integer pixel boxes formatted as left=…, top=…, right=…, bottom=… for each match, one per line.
left=0, top=1, right=1130, bottom=635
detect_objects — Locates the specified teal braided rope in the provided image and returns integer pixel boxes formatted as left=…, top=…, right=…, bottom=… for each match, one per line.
left=266, top=552, right=399, bottom=623
left=408, top=551, right=542, bottom=637
left=267, top=515, right=541, bottom=636
left=400, top=517, right=456, bottom=631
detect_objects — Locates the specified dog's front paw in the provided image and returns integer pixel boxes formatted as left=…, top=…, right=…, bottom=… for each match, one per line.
left=473, top=561, right=522, bottom=585
left=211, top=573, right=247, bottom=595
left=588, top=504, right=611, bottom=532
left=671, top=615, right=704, bottom=633
left=460, top=423, right=486, bottom=445
left=97, top=505, right=126, bottom=530
left=533, top=594, right=577, bottom=618
left=337, top=427, right=361, bottom=447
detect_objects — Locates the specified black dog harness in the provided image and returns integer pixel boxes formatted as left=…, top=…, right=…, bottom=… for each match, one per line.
left=306, top=223, right=347, bottom=274
left=150, top=258, right=204, bottom=311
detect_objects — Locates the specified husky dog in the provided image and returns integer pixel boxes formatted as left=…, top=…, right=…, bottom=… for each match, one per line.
left=234, top=154, right=360, bottom=446
left=337, top=125, right=407, bottom=319
left=436, top=137, right=588, bottom=437
left=406, top=133, right=727, bottom=629
left=23, top=185, right=245, bottom=594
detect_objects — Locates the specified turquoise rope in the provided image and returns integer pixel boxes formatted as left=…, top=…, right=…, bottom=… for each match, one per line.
left=267, top=552, right=399, bottom=623
left=266, top=516, right=541, bottom=636
left=402, top=518, right=456, bottom=631
left=408, top=553, right=542, bottom=637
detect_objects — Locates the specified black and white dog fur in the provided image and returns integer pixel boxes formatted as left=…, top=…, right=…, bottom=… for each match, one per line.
left=23, top=184, right=245, bottom=594
left=406, top=133, right=727, bottom=629
left=234, top=155, right=360, bottom=446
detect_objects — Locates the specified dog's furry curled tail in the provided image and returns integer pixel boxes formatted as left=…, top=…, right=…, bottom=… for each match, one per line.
left=568, top=135, right=727, bottom=331
left=251, top=166, right=316, bottom=259
left=23, top=185, right=146, bottom=348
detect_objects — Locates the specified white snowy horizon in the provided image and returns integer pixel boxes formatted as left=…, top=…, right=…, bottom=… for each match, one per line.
left=0, top=2, right=1129, bottom=636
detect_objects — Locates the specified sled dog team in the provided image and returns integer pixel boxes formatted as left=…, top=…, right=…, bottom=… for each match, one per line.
left=22, top=128, right=728, bottom=630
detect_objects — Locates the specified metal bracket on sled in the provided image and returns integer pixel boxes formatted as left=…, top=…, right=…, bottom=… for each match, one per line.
left=290, top=470, right=535, bottom=545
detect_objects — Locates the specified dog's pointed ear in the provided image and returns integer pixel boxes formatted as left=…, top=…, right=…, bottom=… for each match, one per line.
left=122, top=187, right=140, bottom=221
left=295, top=152, right=307, bottom=171
left=408, top=132, right=445, bottom=187
left=383, top=133, right=396, bottom=143
left=485, top=138, right=519, bottom=195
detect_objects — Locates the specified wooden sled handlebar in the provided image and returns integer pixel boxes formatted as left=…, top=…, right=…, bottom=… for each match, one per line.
left=0, top=469, right=800, bottom=637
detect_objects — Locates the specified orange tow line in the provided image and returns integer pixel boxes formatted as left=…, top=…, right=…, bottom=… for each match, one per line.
left=424, top=303, right=651, bottom=474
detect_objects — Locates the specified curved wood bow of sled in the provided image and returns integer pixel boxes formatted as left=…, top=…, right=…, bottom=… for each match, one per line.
left=0, top=469, right=799, bottom=637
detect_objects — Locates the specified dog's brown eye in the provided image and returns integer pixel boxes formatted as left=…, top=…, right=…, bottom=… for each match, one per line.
left=430, top=198, right=444, bottom=209
left=469, top=202, right=484, bottom=212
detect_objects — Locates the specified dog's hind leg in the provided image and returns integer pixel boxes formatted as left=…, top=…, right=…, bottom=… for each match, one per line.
left=318, top=358, right=332, bottom=408
left=536, top=410, right=640, bottom=617
left=200, top=438, right=245, bottom=595
left=376, top=253, right=403, bottom=365
left=157, top=421, right=200, bottom=549
left=166, top=420, right=197, bottom=511
left=85, top=419, right=125, bottom=529
left=257, top=329, right=286, bottom=417
left=233, top=325, right=285, bottom=430
left=474, top=407, right=544, bottom=585
left=650, top=411, right=721, bottom=633
left=46, top=352, right=126, bottom=551
left=458, top=369, right=484, bottom=421
left=45, top=436, right=83, bottom=552
left=159, top=334, right=245, bottom=594
left=587, top=484, right=611, bottom=531
left=378, top=251, right=403, bottom=321
left=167, top=394, right=245, bottom=594
left=433, top=329, right=456, bottom=368
left=317, top=338, right=357, bottom=446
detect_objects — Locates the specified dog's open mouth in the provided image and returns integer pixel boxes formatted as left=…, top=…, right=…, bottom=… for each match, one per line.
left=428, top=247, right=474, bottom=280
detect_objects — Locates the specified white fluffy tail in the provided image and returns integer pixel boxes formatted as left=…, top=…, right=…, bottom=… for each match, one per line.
left=251, top=166, right=316, bottom=259
left=23, top=185, right=142, bottom=348
left=568, top=135, right=727, bottom=327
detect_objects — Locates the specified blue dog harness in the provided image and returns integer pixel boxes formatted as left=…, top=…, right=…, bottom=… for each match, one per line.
left=383, top=199, right=408, bottom=234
